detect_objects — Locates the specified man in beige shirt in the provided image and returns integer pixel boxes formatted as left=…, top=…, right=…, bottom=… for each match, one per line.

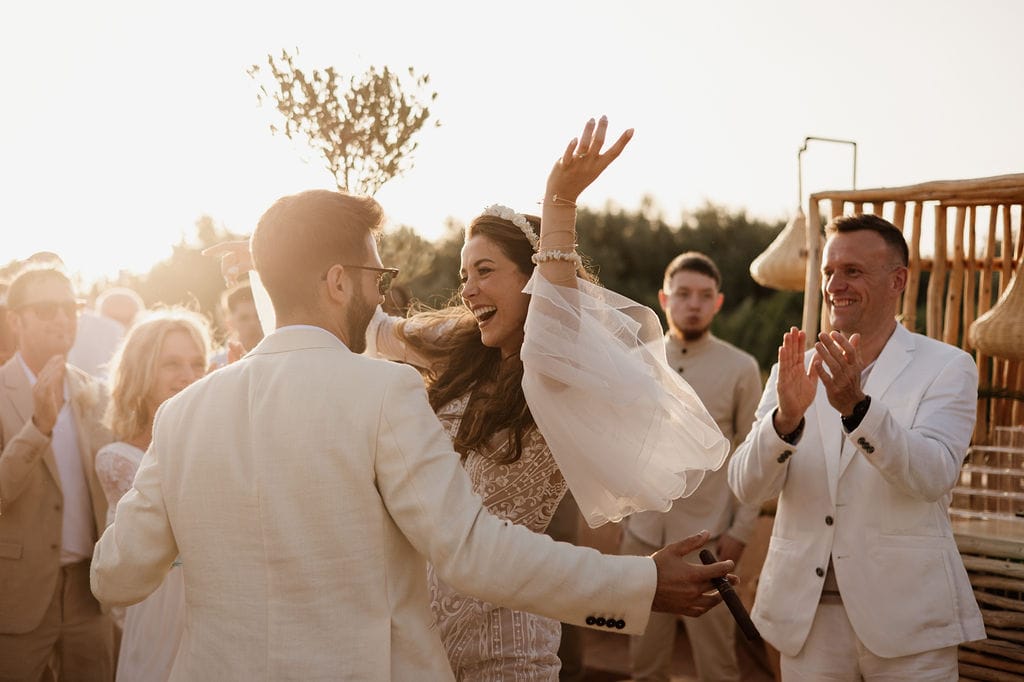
left=622, top=252, right=762, bottom=682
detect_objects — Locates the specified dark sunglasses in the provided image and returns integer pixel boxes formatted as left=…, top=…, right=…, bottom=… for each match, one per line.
left=17, top=300, right=83, bottom=321
left=338, top=265, right=400, bottom=295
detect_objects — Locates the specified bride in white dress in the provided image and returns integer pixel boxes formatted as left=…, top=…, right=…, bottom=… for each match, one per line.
left=94, top=308, right=211, bottom=681
left=213, top=116, right=731, bottom=680
left=362, top=117, right=730, bottom=680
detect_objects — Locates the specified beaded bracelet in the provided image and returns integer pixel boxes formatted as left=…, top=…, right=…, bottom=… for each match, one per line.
left=531, top=248, right=583, bottom=268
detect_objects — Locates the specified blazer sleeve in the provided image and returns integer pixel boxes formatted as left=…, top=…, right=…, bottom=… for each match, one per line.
left=90, top=406, right=179, bottom=607
left=0, top=417, right=52, bottom=512
left=729, top=362, right=792, bottom=505
left=847, top=350, right=977, bottom=502
left=373, top=364, right=658, bottom=634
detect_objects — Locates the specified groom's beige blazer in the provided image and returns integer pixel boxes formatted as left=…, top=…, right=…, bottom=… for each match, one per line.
left=92, top=326, right=658, bottom=681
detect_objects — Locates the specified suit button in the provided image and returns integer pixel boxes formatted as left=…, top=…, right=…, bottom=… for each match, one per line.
left=857, top=437, right=867, bottom=446
left=865, top=446, right=875, bottom=453
left=815, top=567, right=825, bottom=577
left=50, top=543, right=58, bottom=550
left=595, top=617, right=606, bottom=626
left=777, top=450, right=792, bottom=463
left=615, top=619, right=626, bottom=629
left=585, top=616, right=596, bottom=626
left=54, top=504, right=61, bottom=511
left=825, top=516, right=834, bottom=526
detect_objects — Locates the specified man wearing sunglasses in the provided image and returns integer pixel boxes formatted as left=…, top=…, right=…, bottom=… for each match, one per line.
left=0, top=266, right=115, bottom=680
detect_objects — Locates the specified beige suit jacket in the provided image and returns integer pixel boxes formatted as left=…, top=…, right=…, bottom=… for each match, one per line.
left=92, top=327, right=657, bottom=681
left=0, top=357, right=111, bottom=633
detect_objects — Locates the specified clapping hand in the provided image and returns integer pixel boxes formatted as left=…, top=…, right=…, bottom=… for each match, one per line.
left=32, top=355, right=66, bottom=436
left=813, top=330, right=865, bottom=416
left=774, top=327, right=817, bottom=436
left=546, top=116, right=633, bottom=206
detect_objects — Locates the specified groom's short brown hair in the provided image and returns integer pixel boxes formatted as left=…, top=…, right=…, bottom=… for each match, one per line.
left=252, top=190, right=385, bottom=313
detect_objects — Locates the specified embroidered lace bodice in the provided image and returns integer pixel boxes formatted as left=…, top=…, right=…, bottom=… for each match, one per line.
left=427, top=393, right=567, bottom=681
left=95, top=441, right=145, bottom=527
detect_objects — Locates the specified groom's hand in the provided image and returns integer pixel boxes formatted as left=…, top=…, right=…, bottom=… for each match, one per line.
left=650, top=529, right=736, bottom=618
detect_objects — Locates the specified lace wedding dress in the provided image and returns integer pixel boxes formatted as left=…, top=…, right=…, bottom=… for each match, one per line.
left=96, top=442, right=185, bottom=682
left=364, top=272, right=730, bottom=681
left=427, top=393, right=567, bottom=680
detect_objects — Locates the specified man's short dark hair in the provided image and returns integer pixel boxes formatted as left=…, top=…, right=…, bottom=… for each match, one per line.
left=825, top=214, right=909, bottom=267
left=663, top=252, right=722, bottom=290
left=251, top=190, right=385, bottom=313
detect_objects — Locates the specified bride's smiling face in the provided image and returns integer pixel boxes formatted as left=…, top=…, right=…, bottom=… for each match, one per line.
left=460, top=234, right=531, bottom=358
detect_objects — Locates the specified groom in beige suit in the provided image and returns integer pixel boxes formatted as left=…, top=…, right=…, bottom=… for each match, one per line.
left=91, top=189, right=735, bottom=681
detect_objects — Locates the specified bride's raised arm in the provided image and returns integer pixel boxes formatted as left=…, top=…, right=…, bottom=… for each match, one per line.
left=521, top=117, right=730, bottom=529
left=534, top=116, right=632, bottom=288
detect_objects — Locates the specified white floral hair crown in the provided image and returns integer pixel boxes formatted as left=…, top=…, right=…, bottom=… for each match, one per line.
left=482, top=204, right=540, bottom=250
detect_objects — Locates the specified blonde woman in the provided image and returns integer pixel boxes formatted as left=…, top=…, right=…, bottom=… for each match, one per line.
left=95, top=307, right=211, bottom=681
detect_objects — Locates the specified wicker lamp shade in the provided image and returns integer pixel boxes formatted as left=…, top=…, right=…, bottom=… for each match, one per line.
left=749, top=209, right=809, bottom=292
left=969, top=256, right=1024, bottom=360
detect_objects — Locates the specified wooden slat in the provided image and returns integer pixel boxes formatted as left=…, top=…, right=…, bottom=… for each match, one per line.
left=963, top=556, right=1024, bottom=580
left=975, top=589, right=1024, bottom=613
left=927, top=205, right=948, bottom=339
left=963, top=206, right=978, bottom=351
left=980, top=610, right=1024, bottom=634
left=959, top=649, right=1024, bottom=675
left=943, top=206, right=966, bottom=345
left=987, top=626, right=1024, bottom=645
left=809, top=173, right=1024, bottom=204
left=903, top=202, right=921, bottom=331
left=958, top=661, right=1017, bottom=681
left=961, top=638, right=1024, bottom=664
left=803, top=200, right=823, bottom=346
left=1001, top=205, right=1014, bottom=293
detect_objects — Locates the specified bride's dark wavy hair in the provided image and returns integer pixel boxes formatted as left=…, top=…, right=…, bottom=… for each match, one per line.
left=398, top=211, right=594, bottom=463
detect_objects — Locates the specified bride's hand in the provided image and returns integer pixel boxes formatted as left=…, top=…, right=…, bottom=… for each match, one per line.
left=546, top=116, right=633, bottom=205
left=202, top=239, right=253, bottom=287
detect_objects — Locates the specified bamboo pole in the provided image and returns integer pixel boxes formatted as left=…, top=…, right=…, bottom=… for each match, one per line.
left=802, top=199, right=823, bottom=346
left=927, top=205, right=948, bottom=339
left=903, top=202, right=922, bottom=332
left=944, top=206, right=966, bottom=346
left=964, top=206, right=978, bottom=350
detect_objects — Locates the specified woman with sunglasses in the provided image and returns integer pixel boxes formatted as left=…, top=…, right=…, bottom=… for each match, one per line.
left=363, top=117, right=729, bottom=681
left=95, top=307, right=211, bottom=682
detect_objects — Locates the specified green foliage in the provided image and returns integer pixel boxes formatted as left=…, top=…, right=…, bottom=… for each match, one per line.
left=567, top=199, right=794, bottom=370
left=249, top=50, right=439, bottom=196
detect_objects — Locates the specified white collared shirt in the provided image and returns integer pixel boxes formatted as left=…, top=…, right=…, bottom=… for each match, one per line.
left=18, top=354, right=95, bottom=564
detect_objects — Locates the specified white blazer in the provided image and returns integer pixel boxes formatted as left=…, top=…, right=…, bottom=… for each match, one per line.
left=728, top=324, right=985, bottom=658
left=91, top=327, right=656, bottom=681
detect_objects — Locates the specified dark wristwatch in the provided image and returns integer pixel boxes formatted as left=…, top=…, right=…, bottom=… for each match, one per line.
left=841, top=395, right=871, bottom=432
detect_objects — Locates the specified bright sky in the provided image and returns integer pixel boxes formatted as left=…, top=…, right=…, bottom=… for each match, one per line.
left=2, top=0, right=1022, bottom=284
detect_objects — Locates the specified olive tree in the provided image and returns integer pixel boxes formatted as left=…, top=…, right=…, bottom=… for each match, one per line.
left=249, top=49, right=438, bottom=196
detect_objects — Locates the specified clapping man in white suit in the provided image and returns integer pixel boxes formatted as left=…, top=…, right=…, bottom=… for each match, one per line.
left=91, top=188, right=736, bottom=681
left=729, top=214, right=984, bottom=680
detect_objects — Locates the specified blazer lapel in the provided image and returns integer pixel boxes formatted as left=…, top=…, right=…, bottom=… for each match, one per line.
left=2, top=359, right=63, bottom=491
left=67, top=369, right=107, bottom=534
left=836, top=324, right=914, bottom=480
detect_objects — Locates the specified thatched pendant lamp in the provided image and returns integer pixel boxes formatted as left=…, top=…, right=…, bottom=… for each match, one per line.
left=749, top=209, right=808, bottom=292
left=969, top=256, right=1024, bottom=360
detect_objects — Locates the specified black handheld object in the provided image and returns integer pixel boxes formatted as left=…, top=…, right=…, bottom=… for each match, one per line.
left=699, top=548, right=761, bottom=642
